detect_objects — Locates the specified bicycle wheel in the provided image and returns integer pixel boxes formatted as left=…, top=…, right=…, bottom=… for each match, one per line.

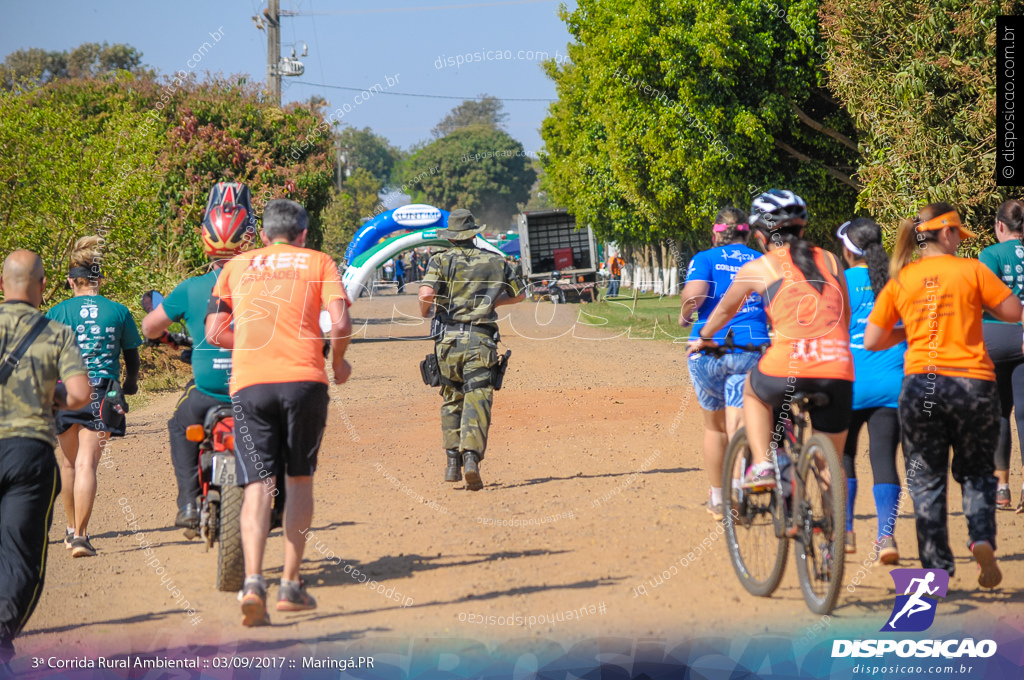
left=722, top=428, right=789, bottom=597
left=794, top=434, right=846, bottom=614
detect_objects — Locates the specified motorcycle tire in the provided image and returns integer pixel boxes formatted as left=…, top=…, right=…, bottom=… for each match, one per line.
left=216, top=485, right=245, bottom=592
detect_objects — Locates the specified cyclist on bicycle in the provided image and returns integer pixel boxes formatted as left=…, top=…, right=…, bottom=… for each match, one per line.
left=979, top=199, right=1024, bottom=509
left=679, top=207, right=769, bottom=519
left=866, top=202, right=1022, bottom=588
left=141, top=182, right=254, bottom=531
left=836, top=218, right=905, bottom=563
left=689, top=190, right=854, bottom=489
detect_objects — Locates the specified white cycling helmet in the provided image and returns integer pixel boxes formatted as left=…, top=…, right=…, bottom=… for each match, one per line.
left=749, top=189, right=808, bottom=231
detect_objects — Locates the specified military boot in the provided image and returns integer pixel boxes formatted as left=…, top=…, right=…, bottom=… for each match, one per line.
left=463, top=451, right=483, bottom=491
left=445, top=449, right=463, bottom=482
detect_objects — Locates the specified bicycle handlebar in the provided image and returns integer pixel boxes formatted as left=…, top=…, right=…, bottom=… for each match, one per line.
left=690, top=329, right=769, bottom=358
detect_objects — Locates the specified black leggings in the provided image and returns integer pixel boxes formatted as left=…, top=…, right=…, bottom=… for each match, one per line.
left=985, top=322, right=1024, bottom=472
left=842, top=406, right=901, bottom=485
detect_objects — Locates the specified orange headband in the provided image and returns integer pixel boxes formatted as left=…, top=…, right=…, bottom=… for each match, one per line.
left=916, top=211, right=962, bottom=232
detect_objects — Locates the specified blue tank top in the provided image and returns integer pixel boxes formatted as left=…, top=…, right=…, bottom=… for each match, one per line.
left=686, top=244, right=769, bottom=346
left=846, top=266, right=906, bottom=410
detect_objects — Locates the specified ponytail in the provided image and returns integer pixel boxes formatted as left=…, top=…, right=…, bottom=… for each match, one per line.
left=776, top=229, right=826, bottom=293
left=843, top=218, right=890, bottom=297
left=714, top=206, right=750, bottom=244
left=890, top=202, right=955, bottom=280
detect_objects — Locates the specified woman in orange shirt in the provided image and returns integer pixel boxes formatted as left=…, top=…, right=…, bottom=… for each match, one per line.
left=865, top=202, right=1023, bottom=589
left=690, top=190, right=854, bottom=489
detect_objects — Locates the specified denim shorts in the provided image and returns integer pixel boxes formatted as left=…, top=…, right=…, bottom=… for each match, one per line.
left=687, top=351, right=760, bottom=411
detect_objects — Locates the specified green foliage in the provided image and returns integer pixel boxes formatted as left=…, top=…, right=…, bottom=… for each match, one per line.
left=404, top=126, right=537, bottom=229
left=0, top=72, right=334, bottom=310
left=541, top=0, right=860, bottom=250
left=338, top=126, right=402, bottom=186
left=822, top=0, right=1024, bottom=238
left=1, top=42, right=147, bottom=88
left=431, top=95, right=509, bottom=138
left=320, top=168, right=384, bottom=262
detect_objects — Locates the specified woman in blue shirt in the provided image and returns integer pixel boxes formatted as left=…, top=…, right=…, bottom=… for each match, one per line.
left=837, top=219, right=906, bottom=563
left=46, top=236, right=142, bottom=557
left=679, top=207, right=769, bottom=520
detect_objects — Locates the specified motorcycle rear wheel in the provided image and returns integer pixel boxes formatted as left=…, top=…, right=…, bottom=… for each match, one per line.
left=216, top=485, right=245, bottom=592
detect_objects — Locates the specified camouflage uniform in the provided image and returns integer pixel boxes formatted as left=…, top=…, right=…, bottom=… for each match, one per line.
left=898, top=373, right=999, bottom=576
left=422, top=213, right=524, bottom=487
left=0, top=300, right=87, bottom=659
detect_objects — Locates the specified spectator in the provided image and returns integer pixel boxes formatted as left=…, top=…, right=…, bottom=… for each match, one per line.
left=607, top=252, right=625, bottom=298
left=395, top=256, right=407, bottom=294
left=0, top=250, right=90, bottom=665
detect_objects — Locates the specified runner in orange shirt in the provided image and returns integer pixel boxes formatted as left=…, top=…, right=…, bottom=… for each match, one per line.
left=206, top=199, right=352, bottom=625
left=865, top=202, right=1022, bottom=588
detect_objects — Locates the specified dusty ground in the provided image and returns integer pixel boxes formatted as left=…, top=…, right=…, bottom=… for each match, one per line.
left=17, top=293, right=1024, bottom=667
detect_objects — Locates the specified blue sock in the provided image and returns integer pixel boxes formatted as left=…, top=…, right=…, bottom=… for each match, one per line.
left=873, top=483, right=902, bottom=540
left=846, top=478, right=857, bottom=532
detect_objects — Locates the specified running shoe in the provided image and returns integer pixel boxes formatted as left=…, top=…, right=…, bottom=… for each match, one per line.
left=705, top=496, right=725, bottom=522
left=276, top=580, right=317, bottom=612
left=70, top=536, right=96, bottom=558
left=742, top=462, right=776, bottom=490
left=845, top=530, right=856, bottom=554
left=971, top=540, right=1002, bottom=589
left=874, top=535, right=899, bottom=565
left=996, top=487, right=1011, bottom=509
left=240, top=580, right=271, bottom=626
left=64, top=528, right=74, bottom=550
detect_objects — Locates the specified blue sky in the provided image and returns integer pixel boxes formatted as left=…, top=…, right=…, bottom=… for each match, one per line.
left=0, top=0, right=577, bottom=153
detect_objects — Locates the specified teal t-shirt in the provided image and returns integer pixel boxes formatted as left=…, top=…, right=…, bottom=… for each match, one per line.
left=162, top=269, right=232, bottom=402
left=979, top=240, right=1024, bottom=324
left=46, top=294, right=142, bottom=381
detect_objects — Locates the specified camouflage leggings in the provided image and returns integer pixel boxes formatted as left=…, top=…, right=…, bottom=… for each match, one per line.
left=436, top=331, right=498, bottom=456
left=899, top=374, right=998, bottom=576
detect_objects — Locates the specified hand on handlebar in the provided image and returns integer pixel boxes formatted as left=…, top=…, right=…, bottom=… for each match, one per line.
left=687, top=335, right=716, bottom=355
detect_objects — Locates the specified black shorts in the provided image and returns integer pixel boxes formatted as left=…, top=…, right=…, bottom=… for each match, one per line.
left=54, top=378, right=127, bottom=437
left=231, top=381, right=330, bottom=485
left=749, top=365, right=853, bottom=434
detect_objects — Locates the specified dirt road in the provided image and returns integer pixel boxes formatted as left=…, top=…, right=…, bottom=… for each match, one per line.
left=19, top=294, right=1024, bottom=664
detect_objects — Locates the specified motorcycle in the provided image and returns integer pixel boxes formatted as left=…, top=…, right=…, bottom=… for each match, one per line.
left=142, top=290, right=244, bottom=592
left=185, top=405, right=245, bottom=592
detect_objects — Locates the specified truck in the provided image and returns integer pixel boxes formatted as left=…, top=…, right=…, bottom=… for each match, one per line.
left=517, top=209, right=599, bottom=284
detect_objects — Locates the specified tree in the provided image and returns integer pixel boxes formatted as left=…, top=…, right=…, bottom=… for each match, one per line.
left=1, top=42, right=145, bottom=89
left=338, top=126, right=402, bottom=186
left=320, top=168, right=385, bottom=261
left=431, top=95, right=509, bottom=138
left=822, top=0, right=1023, bottom=237
left=540, top=0, right=860, bottom=252
left=404, top=126, right=537, bottom=229
left=0, top=72, right=334, bottom=306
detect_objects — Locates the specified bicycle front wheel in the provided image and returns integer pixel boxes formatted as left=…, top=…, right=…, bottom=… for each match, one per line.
left=794, top=433, right=846, bottom=614
left=722, top=428, right=789, bottom=597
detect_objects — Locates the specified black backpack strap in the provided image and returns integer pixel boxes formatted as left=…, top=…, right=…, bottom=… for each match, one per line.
left=0, top=315, right=50, bottom=386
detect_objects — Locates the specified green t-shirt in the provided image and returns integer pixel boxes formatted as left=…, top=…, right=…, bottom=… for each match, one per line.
left=162, top=269, right=232, bottom=401
left=46, top=294, right=142, bottom=381
left=979, top=240, right=1024, bottom=324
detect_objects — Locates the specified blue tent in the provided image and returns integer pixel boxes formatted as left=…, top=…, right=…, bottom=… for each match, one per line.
left=499, top=237, right=520, bottom=256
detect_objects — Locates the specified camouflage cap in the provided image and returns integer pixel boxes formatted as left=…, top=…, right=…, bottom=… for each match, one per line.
left=438, top=209, right=484, bottom=240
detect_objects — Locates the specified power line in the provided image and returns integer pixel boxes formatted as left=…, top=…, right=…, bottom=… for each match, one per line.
left=292, top=80, right=556, bottom=102
left=295, top=0, right=554, bottom=15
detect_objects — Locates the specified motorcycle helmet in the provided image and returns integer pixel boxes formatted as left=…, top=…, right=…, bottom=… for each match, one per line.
left=201, top=182, right=255, bottom=257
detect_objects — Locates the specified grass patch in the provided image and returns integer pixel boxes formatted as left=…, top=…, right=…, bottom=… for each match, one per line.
left=569, top=287, right=690, bottom=342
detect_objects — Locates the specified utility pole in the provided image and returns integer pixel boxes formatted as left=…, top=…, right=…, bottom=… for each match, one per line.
left=265, top=0, right=281, bottom=105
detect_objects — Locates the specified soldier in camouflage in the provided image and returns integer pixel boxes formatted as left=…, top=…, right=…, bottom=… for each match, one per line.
left=419, top=209, right=525, bottom=490
left=0, top=250, right=90, bottom=665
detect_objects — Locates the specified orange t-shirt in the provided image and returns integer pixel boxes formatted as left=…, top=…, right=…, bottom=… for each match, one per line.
left=212, top=244, right=348, bottom=393
left=869, top=255, right=1014, bottom=381
left=759, top=247, right=855, bottom=381
left=609, top=257, right=624, bottom=276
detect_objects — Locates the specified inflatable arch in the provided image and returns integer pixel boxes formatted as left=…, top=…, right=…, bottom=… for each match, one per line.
left=341, top=204, right=503, bottom=300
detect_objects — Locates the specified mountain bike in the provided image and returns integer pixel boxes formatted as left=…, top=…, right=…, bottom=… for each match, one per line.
left=695, top=334, right=845, bottom=614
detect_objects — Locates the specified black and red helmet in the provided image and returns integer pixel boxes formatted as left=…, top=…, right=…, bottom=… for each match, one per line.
left=201, top=182, right=255, bottom=257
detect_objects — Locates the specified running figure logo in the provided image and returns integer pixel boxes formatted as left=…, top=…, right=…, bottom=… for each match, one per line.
left=881, top=568, right=949, bottom=632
